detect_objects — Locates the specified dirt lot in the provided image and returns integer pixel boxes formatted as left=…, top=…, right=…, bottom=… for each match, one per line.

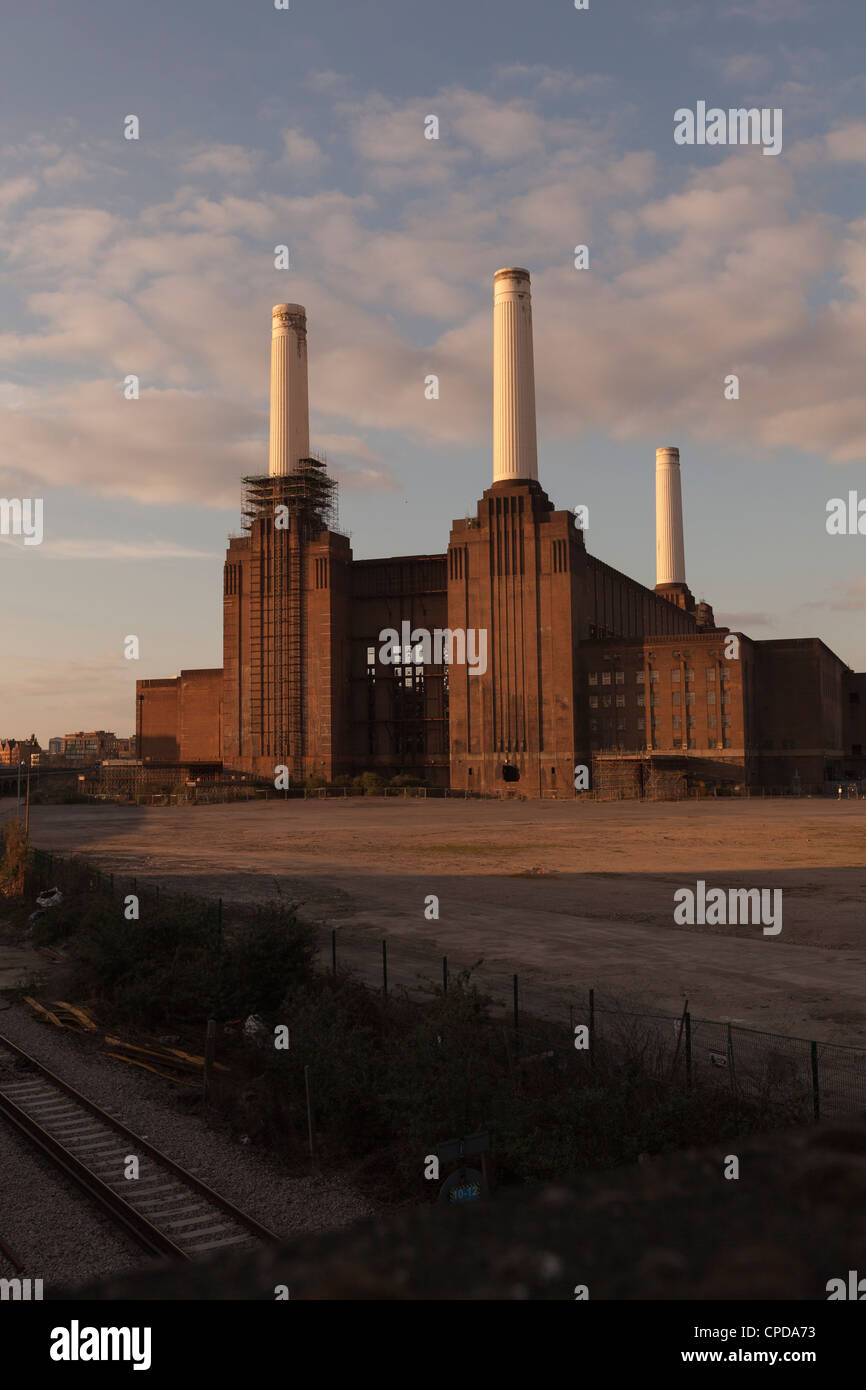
left=6, top=796, right=866, bottom=1046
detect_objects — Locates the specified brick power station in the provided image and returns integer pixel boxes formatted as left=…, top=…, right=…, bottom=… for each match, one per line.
left=136, top=270, right=866, bottom=797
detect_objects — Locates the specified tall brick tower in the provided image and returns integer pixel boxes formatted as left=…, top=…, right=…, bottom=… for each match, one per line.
left=447, top=269, right=587, bottom=796
left=222, top=306, right=352, bottom=783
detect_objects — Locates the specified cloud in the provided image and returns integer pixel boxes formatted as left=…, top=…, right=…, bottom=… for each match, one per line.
left=37, top=539, right=218, bottom=560
left=0, top=176, right=39, bottom=212
left=714, top=52, right=773, bottom=85
left=4, top=94, right=866, bottom=514
left=278, top=129, right=326, bottom=171
left=803, top=579, right=866, bottom=612
left=184, top=144, right=263, bottom=178
left=715, top=611, right=777, bottom=629
left=825, top=122, right=866, bottom=164
left=725, top=0, right=813, bottom=22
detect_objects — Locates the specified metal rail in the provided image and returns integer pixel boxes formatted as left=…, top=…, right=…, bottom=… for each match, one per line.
left=0, top=1032, right=280, bottom=1262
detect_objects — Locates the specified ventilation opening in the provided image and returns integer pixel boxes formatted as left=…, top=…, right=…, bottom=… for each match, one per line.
left=501, top=763, right=520, bottom=783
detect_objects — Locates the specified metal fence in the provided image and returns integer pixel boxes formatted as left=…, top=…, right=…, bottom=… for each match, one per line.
left=26, top=845, right=866, bottom=1123
left=322, top=928, right=866, bottom=1124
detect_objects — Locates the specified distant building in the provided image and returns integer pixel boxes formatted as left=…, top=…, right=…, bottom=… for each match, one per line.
left=0, top=736, right=41, bottom=767
left=61, top=730, right=119, bottom=763
left=48, top=737, right=64, bottom=756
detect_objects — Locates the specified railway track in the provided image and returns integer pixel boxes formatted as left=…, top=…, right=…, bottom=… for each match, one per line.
left=0, top=1032, right=280, bottom=1261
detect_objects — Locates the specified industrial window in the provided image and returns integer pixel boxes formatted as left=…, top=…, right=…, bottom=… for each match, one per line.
left=685, top=667, right=694, bottom=681
left=708, top=714, right=717, bottom=728
left=615, top=670, right=624, bottom=685
left=673, top=715, right=682, bottom=729
left=636, top=671, right=645, bottom=685
left=706, top=668, right=716, bottom=682
left=366, top=646, right=376, bottom=665
left=602, top=696, right=612, bottom=708
left=588, top=672, right=598, bottom=686
left=650, top=693, right=659, bottom=707
left=685, top=691, right=695, bottom=705
left=601, top=671, right=612, bottom=685
left=637, top=693, right=645, bottom=707
left=650, top=669, right=660, bottom=683
left=589, top=696, right=598, bottom=709
left=721, top=692, right=731, bottom=705
left=687, top=716, right=696, bottom=728
left=687, top=738, right=696, bottom=749
left=722, top=715, right=732, bottom=727
left=671, top=669, right=681, bottom=684
left=672, top=691, right=681, bottom=707
left=615, top=694, right=625, bottom=708
left=637, top=717, right=645, bottom=731
left=616, top=718, right=625, bottom=731
left=707, top=691, right=716, bottom=706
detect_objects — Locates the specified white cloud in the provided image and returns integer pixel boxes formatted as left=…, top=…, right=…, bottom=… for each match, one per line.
left=279, top=128, right=326, bottom=171
left=184, top=144, right=263, bottom=178
left=3, top=91, right=866, bottom=516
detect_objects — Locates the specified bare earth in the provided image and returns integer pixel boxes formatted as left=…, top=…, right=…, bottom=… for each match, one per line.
left=8, top=798, right=866, bottom=1046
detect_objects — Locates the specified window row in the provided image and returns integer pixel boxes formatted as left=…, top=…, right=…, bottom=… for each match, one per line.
left=587, top=667, right=727, bottom=686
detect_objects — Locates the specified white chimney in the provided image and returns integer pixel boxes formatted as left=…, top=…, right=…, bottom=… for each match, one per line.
left=268, top=304, right=310, bottom=477
left=655, top=446, right=687, bottom=586
left=492, top=268, right=538, bottom=484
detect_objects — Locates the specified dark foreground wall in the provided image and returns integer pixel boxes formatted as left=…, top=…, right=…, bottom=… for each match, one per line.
left=54, top=1120, right=866, bottom=1300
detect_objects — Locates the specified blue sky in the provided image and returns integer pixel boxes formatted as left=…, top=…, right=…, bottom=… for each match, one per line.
left=1, top=0, right=866, bottom=741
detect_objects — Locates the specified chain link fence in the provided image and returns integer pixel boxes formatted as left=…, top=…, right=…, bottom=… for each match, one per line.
left=27, top=846, right=866, bottom=1123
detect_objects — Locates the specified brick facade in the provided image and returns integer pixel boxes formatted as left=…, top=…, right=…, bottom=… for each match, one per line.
left=134, top=473, right=866, bottom=796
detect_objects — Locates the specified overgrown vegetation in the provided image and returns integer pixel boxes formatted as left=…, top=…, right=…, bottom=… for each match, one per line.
left=7, top=827, right=802, bottom=1201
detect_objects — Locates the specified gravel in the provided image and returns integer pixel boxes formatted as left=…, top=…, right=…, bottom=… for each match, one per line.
left=0, top=998, right=378, bottom=1290
left=0, top=1096, right=141, bottom=1287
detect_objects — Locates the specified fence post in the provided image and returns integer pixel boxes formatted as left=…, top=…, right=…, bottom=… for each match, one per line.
left=810, top=1041, right=820, bottom=1121
left=684, top=1011, right=692, bottom=1092
left=203, top=1019, right=216, bottom=1110
left=442, top=955, right=448, bottom=996
left=304, top=1065, right=315, bottom=1161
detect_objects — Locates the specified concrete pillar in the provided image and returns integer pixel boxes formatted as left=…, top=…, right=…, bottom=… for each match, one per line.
left=493, top=268, right=538, bottom=484
left=269, top=304, right=310, bottom=477
left=655, top=446, right=686, bottom=587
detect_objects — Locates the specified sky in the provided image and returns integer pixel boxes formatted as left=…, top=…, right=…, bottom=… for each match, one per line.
left=1, top=0, right=865, bottom=743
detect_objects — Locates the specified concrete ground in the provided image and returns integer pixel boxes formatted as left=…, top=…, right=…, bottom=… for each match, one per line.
left=5, top=796, right=866, bottom=1046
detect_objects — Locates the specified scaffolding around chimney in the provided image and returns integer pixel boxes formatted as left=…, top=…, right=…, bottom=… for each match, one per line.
left=240, top=455, right=338, bottom=536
